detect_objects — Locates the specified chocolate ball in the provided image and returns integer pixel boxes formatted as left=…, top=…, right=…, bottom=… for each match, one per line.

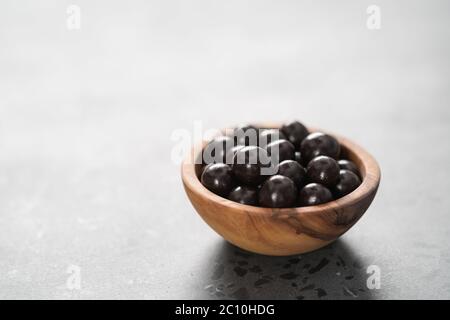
left=232, top=146, right=271, bottom=186
left=281, top=121, right=309, bottom=148
left=333, top=169, right=362, bottom=198
left=265, top=139, right=295, bottom=164
left=300, top=132, right=340, bottom=163
left=338, top=159, right=360, bottom=178
left=306, top=155, right=340, bottom=188
left=200, top=163, right=234, bottom=197
left=276, top=160, right=307, bottom=188
left=294, top=151, right=303, bottom=166
left=298, top=183, right=333, bottom=206
left=228, top=186, right=259, bottom=206
left=259, top=175, right=297, bottom=208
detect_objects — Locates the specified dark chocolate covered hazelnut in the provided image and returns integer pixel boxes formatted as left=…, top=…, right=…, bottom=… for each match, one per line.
left=338, top=159, right=360, bottom=178
left=333, top=169, right=361, bottom=198
left=300, top=132, right=340, bottom=163
left=306, top=155, right=340, bottom=188
left=228, top=186, right=259, bottom=206
left=200, top=163, right=234, bottom=197
left=232, top=146, right=271, bottom=186
left=259, top=175, right=297, bottom=208
left=298, top=183, right=333, bottom=206
left=281, top=121, right=309, bottom=148
left=276, top=160, right=307, bottom=189
left=265, top=139, right=295, bottom=164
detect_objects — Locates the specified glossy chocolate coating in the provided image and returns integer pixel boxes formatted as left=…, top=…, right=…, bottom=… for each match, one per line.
left=233, top=124, right=259, bottom=146
left=202, top=135, right=234, bottom=164
left=294, top=151, right=303, bottom=165
left=259, top=175, right=297, bottom=208
left=333, top=169, right=361, bottom=198
left=276, top=160, right=307, bottom=188
left=265, top=139, right=295, bottom=164
left=228, top=186, right=259, bottom=206
left=298, top=183, right=333, bottom=206
left=258, top=129, right=286, bottom=147
left=300, top=132, right=341, bottom=163
left=232, top=146, right=270, bottom=186
left=338, top=159, right=360, bottom=178
left=200, top=163, right=234, bottom=197
left=280, top=121, right=309, bottom=148
left=306, top=155, right=340, bottom=188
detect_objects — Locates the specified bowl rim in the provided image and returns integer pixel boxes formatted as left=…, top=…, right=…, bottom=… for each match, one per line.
left=181, top=123, right=381, bottom=216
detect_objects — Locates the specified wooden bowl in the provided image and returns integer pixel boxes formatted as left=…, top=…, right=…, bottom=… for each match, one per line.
left=181, top=124, right=381, bottom=256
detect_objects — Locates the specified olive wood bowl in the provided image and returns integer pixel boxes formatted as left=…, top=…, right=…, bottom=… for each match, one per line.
left=181, top=123, right=381, bottom=256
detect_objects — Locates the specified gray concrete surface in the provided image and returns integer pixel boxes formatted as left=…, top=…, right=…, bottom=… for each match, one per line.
left=0, top=0, right=449, bottom=299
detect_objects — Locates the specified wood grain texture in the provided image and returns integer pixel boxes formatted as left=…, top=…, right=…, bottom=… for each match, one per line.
left=181, top=124, right=381, bottom=256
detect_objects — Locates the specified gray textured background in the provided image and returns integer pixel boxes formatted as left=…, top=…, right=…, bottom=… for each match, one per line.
left=1, top=0, right=449, bottom=299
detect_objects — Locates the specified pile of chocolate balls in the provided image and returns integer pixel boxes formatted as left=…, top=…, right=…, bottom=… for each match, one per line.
left=199, top=121, right=361, bottom=208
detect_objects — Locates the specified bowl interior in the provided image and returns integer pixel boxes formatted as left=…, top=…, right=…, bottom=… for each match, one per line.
left=191, top=125, right=375, bottom=209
